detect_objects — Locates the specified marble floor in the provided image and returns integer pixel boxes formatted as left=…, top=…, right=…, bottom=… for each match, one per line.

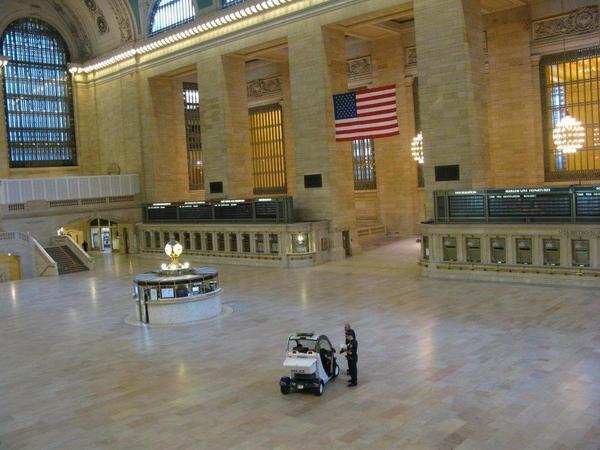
left=0, top=238, right=599, bottom=450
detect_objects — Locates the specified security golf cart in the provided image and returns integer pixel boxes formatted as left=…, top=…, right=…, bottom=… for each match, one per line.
left=279, top=332, right=340, bottom=396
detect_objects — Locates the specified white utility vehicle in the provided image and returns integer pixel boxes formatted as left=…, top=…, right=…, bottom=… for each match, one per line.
left=279, top=332, right=340, bottom=396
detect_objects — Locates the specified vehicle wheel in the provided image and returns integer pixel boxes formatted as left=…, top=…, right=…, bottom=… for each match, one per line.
left=333, top=364, right=340, bottom=378
left=280, top=377, right=291, bottom=395
left=314, top=380, right=324, bottom=396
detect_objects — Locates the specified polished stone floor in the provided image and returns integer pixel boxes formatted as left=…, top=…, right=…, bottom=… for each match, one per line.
left=0, top=238, right=599, bottom=450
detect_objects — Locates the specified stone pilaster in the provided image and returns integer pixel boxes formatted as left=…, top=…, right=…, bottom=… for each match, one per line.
left=278, top=62, right=296, bottom=197
left=414, top=0, right=489, bottom=217
left=371, top=35, right=418, bottom=236
left=288, top=25, right=359, bottom=259
left=196, top=54, right=252, bottom=199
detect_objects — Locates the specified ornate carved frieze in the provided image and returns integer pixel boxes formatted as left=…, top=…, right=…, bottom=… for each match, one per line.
left=50, top=0, right=92, bottom=59
left=82, top=0, right=110, bottom=34
left=405, top=46, right=417, bottom=66
left=532, top=6, right=599, bottom=41
left=247, top=76, right=282, bottom=99
left=346, top=56, right=372, bottom=81
left=106, top=0, right=134, bottom=42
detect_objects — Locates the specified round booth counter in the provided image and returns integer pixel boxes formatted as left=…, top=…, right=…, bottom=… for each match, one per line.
left=133, top=267, right=221, bottom=324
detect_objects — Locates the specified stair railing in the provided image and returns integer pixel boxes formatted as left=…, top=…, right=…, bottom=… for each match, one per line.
left=29, top=234, right=59, bottom=277
left=52, top=235, right=95, bottom=270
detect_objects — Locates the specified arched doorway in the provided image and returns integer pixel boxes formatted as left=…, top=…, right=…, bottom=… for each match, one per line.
left=89, top=218, right=119, bottom=252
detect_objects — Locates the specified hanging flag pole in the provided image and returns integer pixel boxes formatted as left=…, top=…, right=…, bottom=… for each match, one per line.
left=332, top=84, right=399, bottom=142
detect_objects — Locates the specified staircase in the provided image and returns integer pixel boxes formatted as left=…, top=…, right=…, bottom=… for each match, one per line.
left=44, top=246, right=88, bottom=275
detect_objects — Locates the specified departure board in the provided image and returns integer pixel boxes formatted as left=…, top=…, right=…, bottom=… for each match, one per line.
left=214, top=202, right=253, bottom=220
left=178, top=203, right=213, bottom=220
left=575, top=187, right=600, bottom=217
left=433, top=187, right=599, bottom=223
left=488, top=192, right=571, bottom=217
left=146, top=204, right=178, bottom=221
left=448, top=194, right=485, bottom=217
left=255, top=201, right=278, bottom=219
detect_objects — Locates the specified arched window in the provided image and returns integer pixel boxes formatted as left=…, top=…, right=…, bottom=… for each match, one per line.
left=1, top=18, right=76, bottom=167
left=149, top=0, right=196, bottom=36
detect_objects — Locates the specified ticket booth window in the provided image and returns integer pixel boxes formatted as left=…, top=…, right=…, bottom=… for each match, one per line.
left=174, top=232, right=181, bottom=242
left=572, top=239, right=590, bottom=267
left=422, top=236, right=429, bottom=260
left=255, top=234, right=264, bottom=253
left=206, top=233, right=214, bottom=251
left=442, top=237, right=457, bottom=261
left=269, top=234, right=279, bottom=254
left=194, top=232, right=202, bottom=250
left=490, top=237, right=506, bottom=263
left=543, top=239, right=560, bottom=266
left=154, top=231, right=161, bottom=249
left=241, top=233, right=250, bottom=252
left=217, top=233, right=225, bottom=251
left=144, top=231, right=151, bottom=248
left=163, top=232, right=170, bottom=246
left=516, top=238, right=532, bottom=264
left=229, top=233, right=238, bottom=252
left=465, top=237, right=481, bottom=263
left=292, top=233, right=309, bottom=253
left=183, top=232, right=191, bottom=250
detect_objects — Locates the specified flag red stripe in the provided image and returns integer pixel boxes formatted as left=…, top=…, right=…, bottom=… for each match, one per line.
left=335, top=130, right=399, bottom=141
left=356, top=92, right=397, bottom=102
left=336, top=117, right=398, bottom=128
left=337, top=123, right=399, bottom=134
left=358, top=85, right=396, bottom=94
left=357, top=100, right=397, bottom=110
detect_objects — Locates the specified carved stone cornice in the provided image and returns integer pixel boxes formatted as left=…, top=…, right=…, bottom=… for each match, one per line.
left=346, top=56, right=372, bottom=81
left=532, top=6, right=599, bottom=41
left=247, top=76, right=282, bottom=99
left=107, top=0, right=134, bottom=42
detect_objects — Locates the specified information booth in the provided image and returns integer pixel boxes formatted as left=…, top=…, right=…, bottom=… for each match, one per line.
left=133, top=267, right=221, bottom=325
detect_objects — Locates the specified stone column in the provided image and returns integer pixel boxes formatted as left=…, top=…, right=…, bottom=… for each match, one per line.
left=414, top=0, right=489, bottom=217
left=371, top=35, right=419, bottom=236
left=279, top=62, right=296, bottom=197
left=288, top=25, right=359, bottom=259
left=197, top=54, right=253, bottom=199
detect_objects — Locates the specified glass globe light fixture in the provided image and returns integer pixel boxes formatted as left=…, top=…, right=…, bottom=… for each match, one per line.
left=164, top=239, right=183, bottom=262
left=411, top=132, right=424, bottom=164
left=553, top=114, right=585, bottom=154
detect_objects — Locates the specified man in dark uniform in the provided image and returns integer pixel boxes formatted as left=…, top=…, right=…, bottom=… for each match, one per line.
left=344, top=324, right=357, bottom=375
left=345, top=332, right=358, bottom=386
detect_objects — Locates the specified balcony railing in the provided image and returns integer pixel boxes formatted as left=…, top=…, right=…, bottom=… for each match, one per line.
left=0, top=174, right=140, bottom=205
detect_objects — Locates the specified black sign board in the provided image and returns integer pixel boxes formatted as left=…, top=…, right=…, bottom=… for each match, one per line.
left=214, top=202, right=253, bottom=220
left=448, top=194, right=485, bottom=217
left=255, top=201, right=278, bottom=219
left=146, top=204, right=178, bottom=221
left=488, top=189, right=571, bottom=217
left=178, top=203, right=213, bottom=220
left=574, top=186, right=600, bottom=217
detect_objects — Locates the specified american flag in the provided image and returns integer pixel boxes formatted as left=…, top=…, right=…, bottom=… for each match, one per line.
left=333, top=84, right=399, bottom=141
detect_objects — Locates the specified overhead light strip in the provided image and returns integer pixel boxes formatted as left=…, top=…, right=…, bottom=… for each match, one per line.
left=70, top=0, right=295, bottom=74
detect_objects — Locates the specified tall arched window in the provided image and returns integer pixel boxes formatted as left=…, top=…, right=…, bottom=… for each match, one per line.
left=1, top=18, right=77, bottom=167
left=149, top=0, right=196, bottom=36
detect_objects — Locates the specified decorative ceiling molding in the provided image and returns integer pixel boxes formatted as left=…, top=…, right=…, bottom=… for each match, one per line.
left=49, top=0, right=93, bottom=58
left=82, top=0, right=110, bottom=34
left=106, top=0, right=134, bottom=42
left=532, top=6, right=599, bottom=41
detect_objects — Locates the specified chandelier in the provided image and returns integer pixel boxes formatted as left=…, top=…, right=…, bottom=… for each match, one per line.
left=553, top=114, right=585, bottom=154
left=410, top=132, right=424, bottom=164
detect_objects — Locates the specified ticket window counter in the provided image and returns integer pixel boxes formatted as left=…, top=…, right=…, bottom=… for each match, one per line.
left=516, top=238, right=532, bottom=264
left=291, top=232, right=309, bottom=253
left=543, top=239, right=560, bottom=266
left=465, top=237, right=481, bottom=263
left=572, top=239, right=590, bottom=267
left=421, top=236, right=430, bottom=260
left=442, top=237, right=457, bottom=262
left=229, top=233, right=238, bottom=252
left=490, top=237, right=506, bottom=264
left=241, top=233, right=251, bottom=252
left=269, top=234, right=279, bottom=254
left=255, top=234, right=265, bottom=253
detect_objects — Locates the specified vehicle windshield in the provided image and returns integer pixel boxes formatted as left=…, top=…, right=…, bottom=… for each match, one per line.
left=288, top=338, right=316, bottom=353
